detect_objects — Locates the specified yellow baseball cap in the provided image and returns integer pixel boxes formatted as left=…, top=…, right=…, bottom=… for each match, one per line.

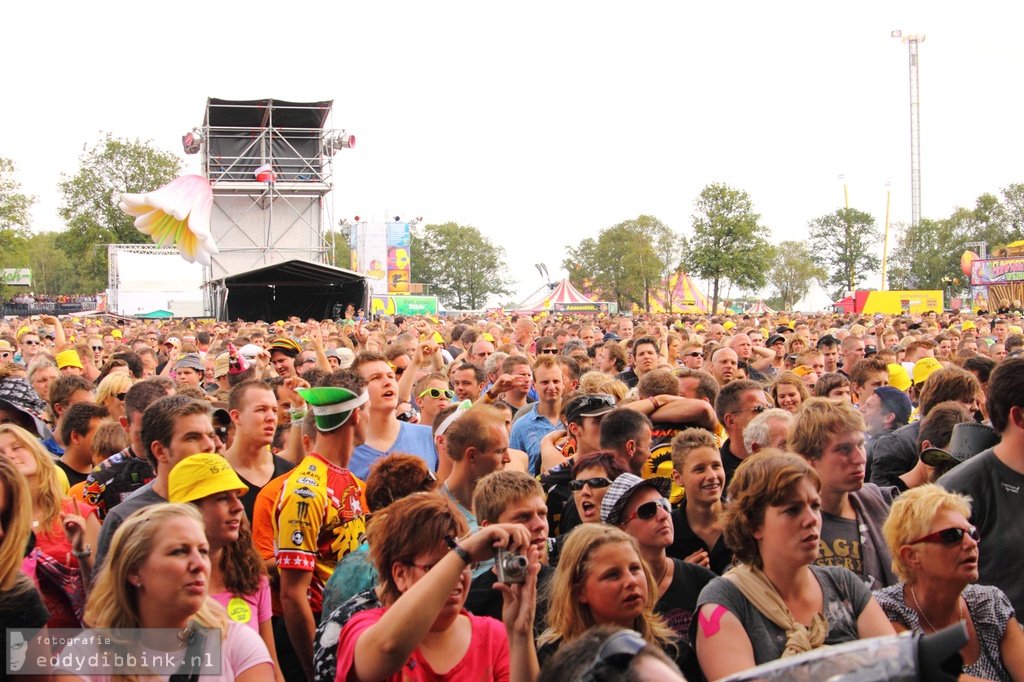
left=168, top=453, right=248, bottom=504
left=962, top=320, right=976, bottom=331
left=111, top=329, right=123, bottom=338
left=56, top=349, right=83, bottom=370
left=887, top=363, right=912, bottom=392
left=723, top=321, right=736, bottom=331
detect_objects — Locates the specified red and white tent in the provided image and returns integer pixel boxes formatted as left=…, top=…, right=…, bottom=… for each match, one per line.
left=515, top=278, right=594, bottom=313
left=744, top=300, right=776, bottom=315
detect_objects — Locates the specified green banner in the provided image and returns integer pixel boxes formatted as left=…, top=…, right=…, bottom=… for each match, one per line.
left=370, top=295, right=438, bottom=317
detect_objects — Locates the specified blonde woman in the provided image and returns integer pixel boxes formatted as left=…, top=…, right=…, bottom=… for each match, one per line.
left=56, top=503, right=274, bottom=682
left=0, top=456, right=52, bottom=671
left=96, top=372, right=134, bottom=422
left=875, top=484, right=1024, bottom=682
left=539, top=524, right=677, bottom=667
left=0, top=423, right=99, bottom=627
left=771, top=371, right=810, bottom=413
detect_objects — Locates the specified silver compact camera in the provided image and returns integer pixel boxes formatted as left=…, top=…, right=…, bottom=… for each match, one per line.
left=494, top=547, right=528, bottom=584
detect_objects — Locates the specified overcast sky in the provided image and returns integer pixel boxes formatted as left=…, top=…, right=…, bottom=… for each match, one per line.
left=6, top=2, right=1023, bottom=304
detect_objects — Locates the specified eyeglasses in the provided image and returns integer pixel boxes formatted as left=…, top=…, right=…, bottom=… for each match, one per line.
left=0, top=353, right=10, bottom=359
left=909, top=525, right=980, bottom=546
left=297, top=358, right=316, bottom=366
left=570, top=394, right=617, bottom=415
left=115, top=392, right=128, bottom=401
left=538, top=348, right=558, bottom=355
left=730, top=404, right=769, bottom=416
left=404, top=559, right=477, bottom=574
left=419, top=387, right=455, bottom=400
left=91, top=346, right=104, bottom=351
left=569, top=477, right=612, bottom=492
left=624, top=497, right=671, bottom=523
left=579, top=630, right=648, bottom=682
left=684, top=351, right=703, bottom=358
left=22, top=339, right=40, bottom=345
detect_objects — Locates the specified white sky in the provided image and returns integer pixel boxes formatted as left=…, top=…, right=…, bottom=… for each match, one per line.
left=6, top=1, right=1024, bottom=304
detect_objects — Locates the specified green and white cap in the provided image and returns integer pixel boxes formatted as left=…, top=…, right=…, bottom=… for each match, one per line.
left=296, top=386, right=368, bottom=432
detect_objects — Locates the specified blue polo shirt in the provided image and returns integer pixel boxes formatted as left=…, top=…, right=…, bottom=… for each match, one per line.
left=350, top=422, right=437, bottom=480
left=509, top=403, right=560, bottom=475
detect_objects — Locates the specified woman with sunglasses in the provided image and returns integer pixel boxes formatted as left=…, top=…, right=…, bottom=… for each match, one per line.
left=694, top=451, right=894, bottom=680
left=571, top=451, right=629, bottom=526
left=876, top=484, right=1024, bottom=681
left=601, top=474, right=715, bottom=681
left=95, top=372, right=133, bottom=422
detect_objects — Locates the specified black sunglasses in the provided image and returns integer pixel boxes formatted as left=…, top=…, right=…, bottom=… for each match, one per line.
left=580, top=630, right=648, bottom=682
left=569, top=477, right=612, bottom=492
left=624, top=498, right=671, bottom=523
left=115, top=392, right=128, bottom=401
left=731, top=404, right=769, bottom=416
left=22, top=339, right=40, bottom=345
left=538, top=348, right=558, bottom=355
left=910, top=525, right=980, bottom=545
left=684, top=351, right=702, bottom=358
left=91, top=345, right=104, bottom=351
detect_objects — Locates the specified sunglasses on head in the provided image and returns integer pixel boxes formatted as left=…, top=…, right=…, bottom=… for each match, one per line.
left=624, top=497, right=671, bottom=523
left=579, top=630, right=648, bottom=682
left=569, top=477, right=612, bottom=492
left=909, top=525, right=979, bottom=546
left=419, top=387, right=455, bottom=400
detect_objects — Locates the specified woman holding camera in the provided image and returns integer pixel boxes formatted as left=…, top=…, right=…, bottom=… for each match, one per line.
left=694, top=451, right=893, bottom=680
left=334, top=492, right=540, bottom=682
left=875, top=484, right=1024, bottom=682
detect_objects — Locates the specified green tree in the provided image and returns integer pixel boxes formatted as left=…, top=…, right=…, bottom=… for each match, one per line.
left=411, top=222, right=513, bottom=309
left=57, top=133, right=182, bottom=291
left=562, top=215, right=676, bottom=310
left=767, top=241, right=827, bottom=310
left=807, top=208, right=880, bottom=296
left=25, top=232, right=82, bottom=295
left=686, top=183, right=773, bottom=314
left=0, top=158, right=35, bottom=299
left=999, top=182, right=1024, bottom=240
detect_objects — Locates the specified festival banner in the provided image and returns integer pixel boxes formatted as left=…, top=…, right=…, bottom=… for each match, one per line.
left=551, top=302, right=619, bottom=314
left=370, top=295, right=438, bottom=317
left=970, top=257, right=1024, bottom=285
left=350, top=223, right=388, bottom=295
left=387, top=222, right=412, bottom=294
left=0, top=268, right=32, bottom=286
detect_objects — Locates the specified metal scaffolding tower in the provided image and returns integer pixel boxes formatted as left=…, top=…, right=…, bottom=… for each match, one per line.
left=893, top=31, right=925, bottom=228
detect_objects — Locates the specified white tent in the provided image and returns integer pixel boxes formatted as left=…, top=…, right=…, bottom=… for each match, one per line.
left=791, top=278, right=833, bottom=313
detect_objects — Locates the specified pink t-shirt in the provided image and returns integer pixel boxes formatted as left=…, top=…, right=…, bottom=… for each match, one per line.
left=56, top=621, right=273, bottom=681
left=335, top=608, right=509, bottom=682
left=211, top=576, right=273, bottom=633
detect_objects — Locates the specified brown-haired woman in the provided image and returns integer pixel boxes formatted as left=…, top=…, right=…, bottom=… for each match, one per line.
left=694, top=451, right=893, bottom=680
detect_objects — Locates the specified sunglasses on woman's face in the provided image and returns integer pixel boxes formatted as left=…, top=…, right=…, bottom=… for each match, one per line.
left=569, top=477, right=612, bottom=492
left=418, top=387, right=455, bottom=400
left=624, top=497, right=672, bottom=523
left=909, top=525, right=979, bottom=546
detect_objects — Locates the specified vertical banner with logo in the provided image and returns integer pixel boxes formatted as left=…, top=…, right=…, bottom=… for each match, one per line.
left=350, top=223, right=388, bottom=296
left=387, top=222, right=412, bottom=294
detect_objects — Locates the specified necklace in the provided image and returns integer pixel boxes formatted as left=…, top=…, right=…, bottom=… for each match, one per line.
left=654, top=561, right=670, bottom=587
left=910, top=585, right=964, bottom=633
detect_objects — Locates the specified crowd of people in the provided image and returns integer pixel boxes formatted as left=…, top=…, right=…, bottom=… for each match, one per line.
left=0, top=305, right=1023, bottom=681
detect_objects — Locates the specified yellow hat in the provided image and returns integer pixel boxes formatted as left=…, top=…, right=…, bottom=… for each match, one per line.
left=111, top=329, right=122, bottom=339
left=168, top=453, right=248, bottom=504
left=1011, top=326, right=1023, bottom=335
left=56, top=349, right=83, bottom=370
left=481, top=332, right=495, bottom=342
left=792, top=365, right=816, bottom=377
left=912, top=357, right=943, bottom=386
left=432, top=331, right=445, bottom=344
left=962, top=320, right=976, bottom=331
left=887, top=363, right=912, bottom=392
left=694, top=324, right=705, bottom=332
left=723, top=321, right=736, bottom=331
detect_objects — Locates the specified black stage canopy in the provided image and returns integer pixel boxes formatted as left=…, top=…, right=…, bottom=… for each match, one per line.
left=211, top=260, right=366, bottom=321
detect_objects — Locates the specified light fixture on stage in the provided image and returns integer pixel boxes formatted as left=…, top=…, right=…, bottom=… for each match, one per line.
left=322, top=131, right=356, bottom=155
left=182, top=130, right=203, bottom=155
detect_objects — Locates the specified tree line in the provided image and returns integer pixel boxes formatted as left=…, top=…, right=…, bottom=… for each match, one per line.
left=3, top=136, right=1022, bottom=310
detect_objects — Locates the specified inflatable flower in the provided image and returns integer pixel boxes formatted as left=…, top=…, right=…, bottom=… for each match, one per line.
left=118, top=175, right=218, bottom=266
